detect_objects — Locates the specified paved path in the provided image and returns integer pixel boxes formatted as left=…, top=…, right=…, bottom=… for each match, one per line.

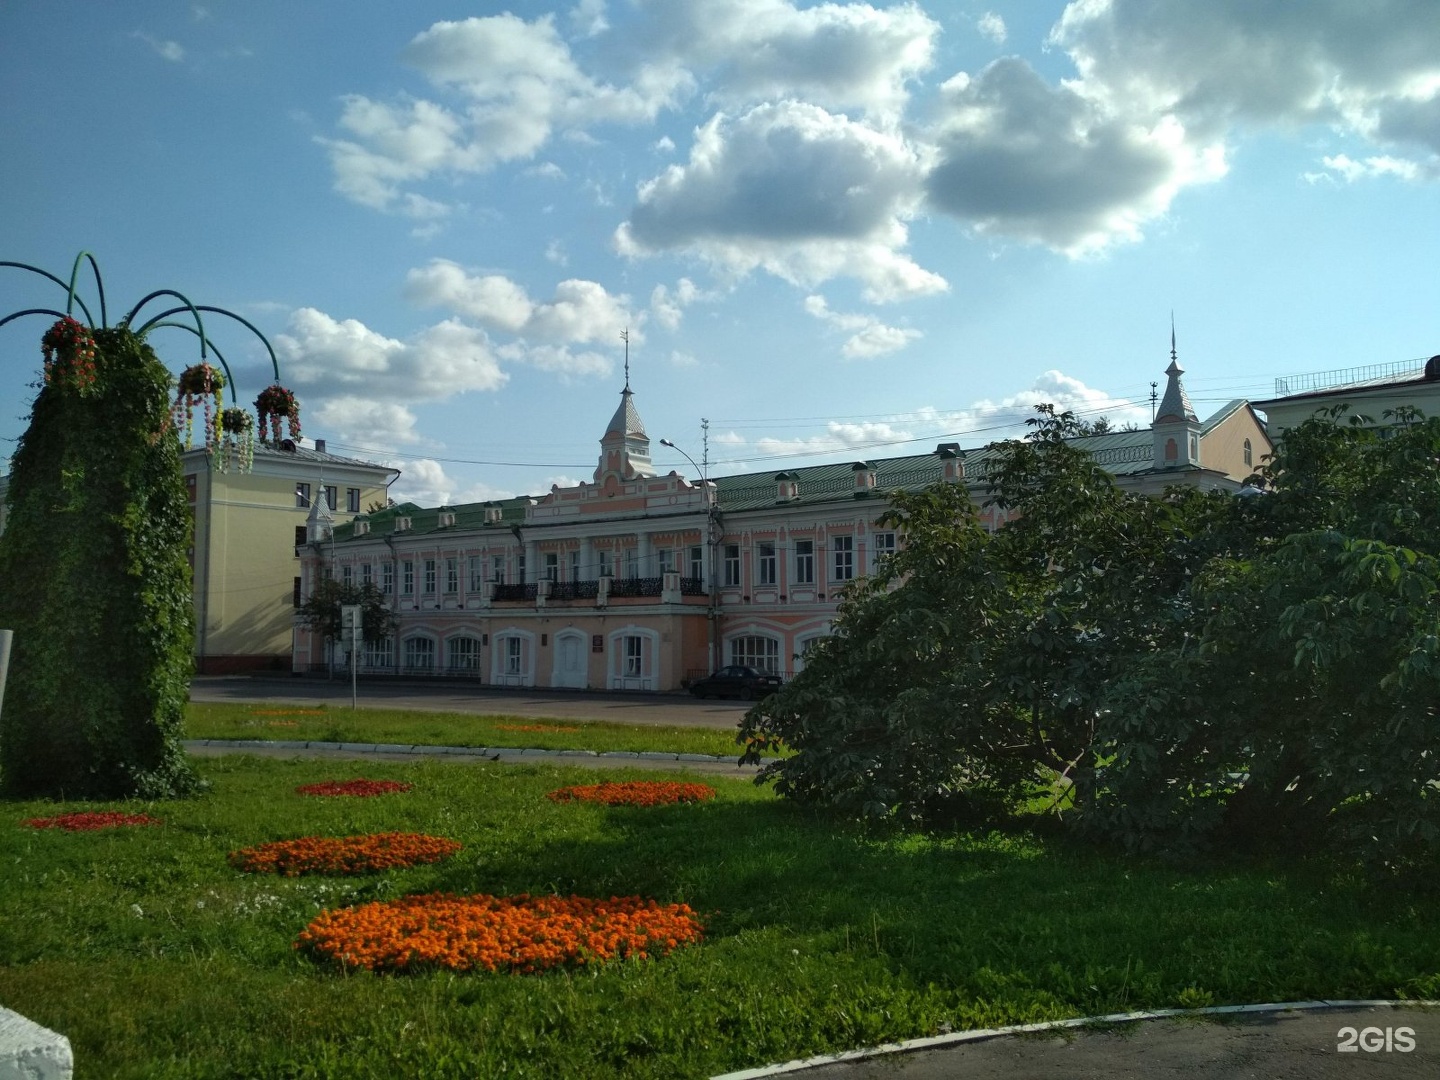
left=191, top=675, right=747, bottom=729
left=718, top=1003, right=1440, bottom=1080
left=185, top=739, right=766, bottom=777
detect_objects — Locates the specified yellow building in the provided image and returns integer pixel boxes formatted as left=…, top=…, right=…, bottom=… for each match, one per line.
left=183, top=438, right=397, bottom=672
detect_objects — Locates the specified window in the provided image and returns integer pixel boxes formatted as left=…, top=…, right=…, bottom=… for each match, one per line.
left=292, top=577, right=301, bottom=607
left=658, top=548, right=674, bottom=574
left=423, top=559, right=437, bottom=595
left=341, top=565, right=352, bottom=586
left=793, top=540, right=814, bottom=585
left=295, top=482, right=311, bottom=509
left=871, top=532, right=896, bottom=573
left=1164, top=437, right=1178, bottom=463
left=1243, top=438, right=1253, bottom=467
left=468, top=556, right=483, bottom=592
left=689, top=546, right=704, bottom=580
left=517, top=552, right=527, bottom=583
left=445, top=557, right=458, bottom=594
left=598, top=549, right=613, bottom=578
left=624, top=548, right=638, bottom=579
left=491, top=554, right=505, bottom=583
left=323, top=486, right=337, bottom=512
left=402, top=560, right=414, bottom=596
left=447, top=636, right=480, bottom=672
left=382, top=562, right=394, bottom=592
left=347, top=487, right=361, bottom=513
left=730, top=635, right=780, bottom=674
left=294, top=525, right=307, bottom=547
left=832, top=535, right=854, bottom=581
left=1189, top=434, right=1198, bottom=461
left=723, top=544, right=741, bottom=587
left=361, top=563, right=372, bottom=587
left=570, top=550, right=581, bottom=581
left=506, top=637, right=523, bottom=675
left=544, top=552, right=559, bottom=581
left=363, top=636, right=394, bottom=671
left=757, top=542, right=776, bottom=586
left=624, top=635, right=644, bottom=677
left=403, top=636, right=435, bottom=672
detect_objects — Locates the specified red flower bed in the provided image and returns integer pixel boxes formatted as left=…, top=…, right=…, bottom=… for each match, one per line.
left=295, top=779, right=413, bottom=798
left=296, top=892, right=704, bottom=973
left=547, top=781, right=717, bottom=807
left=22, top=811, right=161, bottom=832
left=229, top=832, right=459, bottom=876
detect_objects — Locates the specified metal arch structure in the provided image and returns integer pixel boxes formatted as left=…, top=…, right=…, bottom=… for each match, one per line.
left=1, top=251, right=284, bottom=402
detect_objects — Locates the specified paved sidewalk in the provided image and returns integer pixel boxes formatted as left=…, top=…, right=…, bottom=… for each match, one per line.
left=184, top=738, right=768, bottom=777
left=716, top=1003, right=1440, bottom=1080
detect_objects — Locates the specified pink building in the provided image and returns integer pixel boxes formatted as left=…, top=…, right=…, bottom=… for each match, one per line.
left=292, top=361, right=1269, bottom=691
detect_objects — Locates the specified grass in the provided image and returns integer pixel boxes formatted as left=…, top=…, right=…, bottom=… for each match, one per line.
left=2, top=753, right=1438, bottom=1079
left=185, top=701, right=750, bottom=757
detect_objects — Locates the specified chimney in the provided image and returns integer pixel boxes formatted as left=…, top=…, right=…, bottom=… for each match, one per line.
left=315, top=438, right=326, bottom=454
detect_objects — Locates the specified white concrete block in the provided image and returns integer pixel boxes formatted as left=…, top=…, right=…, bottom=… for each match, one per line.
left=0, top=1006, right=73, bottom=1080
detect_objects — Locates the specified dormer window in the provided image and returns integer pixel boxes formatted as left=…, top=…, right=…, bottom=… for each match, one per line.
left=353, top=519, right=370, bottom=536
left=852, top=461, right=877, bottom=495
left=774, top=471, right=799, bottom=502
left=437, top=508, right=456, bottom=528
left=483, top=504, right=502, bottom=524
left=936, top=443, right=965, bottom=483
left=394, top=516, right=412, bottom=532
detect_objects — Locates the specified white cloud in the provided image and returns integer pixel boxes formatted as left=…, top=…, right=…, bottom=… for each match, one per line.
left=754, top=419, right=915, bottom=458
left=321, top=13, right=691, bottom=212
left=654, top=135, right=676, bottom=153
left=635, top=0, right=940, bottom=121
left=391, top=458, right=455, bottom=505
left=276, top=307, right=507, bottom=403
left=503, top=343, right=614, bottom=379
left=1314, top=153, right=1422, bottom=182
left=977, top=12, right=1007, bottom=44
left=649, top=277, right=705, bottom=330
left=925, top=58, right=1226, bottom=255
left=967, top=370, right=1150, bottom=432
left=803, top=294, right=921, bottom=358
left=545, top=239, right=569, bottom=265
left=311, top=397, right=423, bottom=447
left=134, top=32, right=185, bottom=62
left=404, top=259, right=635, bottom=346
left=526, top=162, right=567, bottom=179
left=569, top=0, right=609, bottom=38
left=669, top=350, right=699, bottom=367
left=716, top=429, right=746, bottom=446
left=618, top=101, right=946, bottom=301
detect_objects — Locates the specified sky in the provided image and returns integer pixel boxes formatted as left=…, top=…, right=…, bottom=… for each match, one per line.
left=3, top=0, right=1438, bottom=506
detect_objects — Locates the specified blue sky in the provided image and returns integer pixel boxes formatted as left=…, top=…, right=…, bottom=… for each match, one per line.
left=3, top=0, right=1437, bottom=505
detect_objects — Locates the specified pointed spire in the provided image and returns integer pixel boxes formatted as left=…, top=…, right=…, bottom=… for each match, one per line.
left=621, top=327, right=630, bottom=392
left=1170, top=311, right=1177, bottom=363
left=1154, top=319, right=1197, bottom=424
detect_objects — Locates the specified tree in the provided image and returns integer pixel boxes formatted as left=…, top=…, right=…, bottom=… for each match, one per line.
left=0, top=324, right=197, bottom=799
left=296, top=578, right=397, bottom=657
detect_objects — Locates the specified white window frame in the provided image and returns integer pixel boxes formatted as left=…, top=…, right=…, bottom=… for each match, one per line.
left=870, top=532, right=896, bottom=573
left=723, top=544, right=741, bottom=587
left=423, top=559, right=437, bottom=595
left=490, top=629, right=536, bottom=687
left=446, top=635, right=481, bottom=673
left=757, top=542, right=776, bottom=586
left=445, top=557, right=458, bottom=594
left=728, top=634, right=781, bottom=674
left=832, top=536, right=854, bottom=582
left=794, top=539, right=814, bottom=584
left=402, top=560, right=415, bottom=596
left=382, top=562, right=394, bottom=592
left=468, top=555, right=483, bottom=593
left=605, top=626, right=659, bottom=691
left=688, top=546, right=704, bottom=580
left=402, top=635, right=436, bottom=672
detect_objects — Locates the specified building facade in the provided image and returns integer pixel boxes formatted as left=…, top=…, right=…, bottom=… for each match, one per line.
left=186, top=439, right=397, bottom=673
left=293, top=361, right=1269, bottom=691
left=1253, top=355, right=1440, bottom=437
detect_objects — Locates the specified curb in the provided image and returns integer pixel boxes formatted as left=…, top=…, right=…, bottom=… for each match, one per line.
left=709, top=999, right=1440, bottom=1080
left=182, top=739, right=776, bottom=766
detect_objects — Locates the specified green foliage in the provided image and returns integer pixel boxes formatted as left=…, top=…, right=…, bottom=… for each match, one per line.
left=743, top=406, right=1440, bottom=870
left=295, top=577, right=398, bottom=648
left=0, top=326, right=197, bottom=799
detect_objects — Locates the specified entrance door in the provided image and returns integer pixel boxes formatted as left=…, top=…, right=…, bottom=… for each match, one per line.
left=553, top=631, right=587, bottom=689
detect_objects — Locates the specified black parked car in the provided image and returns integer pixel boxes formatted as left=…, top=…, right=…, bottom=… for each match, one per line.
left=687, top=665, right=783, bottom=700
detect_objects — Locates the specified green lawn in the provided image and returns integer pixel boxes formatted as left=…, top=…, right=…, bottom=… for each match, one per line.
left=185, top=701, right=749, bottom=757
left=2, top=754, right=1437, bottom=1079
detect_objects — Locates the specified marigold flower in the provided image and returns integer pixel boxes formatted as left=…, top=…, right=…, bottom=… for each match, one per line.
left=294, top=779, right=413, bottom=798
left=296, top=892, right=704, bottom=973
left=229, top=832, right=459, bottom=876
left=22, top=811, right=161, bottom=832
left=546, top=781, right=717, bottom=807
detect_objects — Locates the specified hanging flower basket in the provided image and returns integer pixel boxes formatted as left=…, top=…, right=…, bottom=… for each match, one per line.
left=172, top=363, right=226, bottom=451
left=40, top=317, right=100, bottom=396
left=255, top=383, right=302, bottom=444
left=214, top=407, right=255, bottom=473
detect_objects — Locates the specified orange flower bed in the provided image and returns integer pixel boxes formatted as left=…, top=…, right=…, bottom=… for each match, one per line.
left=22, top=811, right=161, bottom=832
left=494, top=723, right=580, bottom=733
left=229, top=832, right=460, bottom=876
left=295, top=779, right=413, bottom=798
left=296, top=892, right=704, bottom=973
left=547, top=781, right=717, bottom=807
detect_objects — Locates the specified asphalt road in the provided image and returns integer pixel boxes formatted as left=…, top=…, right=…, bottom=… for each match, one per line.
left=726, top=1004, right=1440, bottom=1080
left=190, top=675, right=750, bottom=729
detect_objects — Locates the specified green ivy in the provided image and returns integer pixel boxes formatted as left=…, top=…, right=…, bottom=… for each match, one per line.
left=0, top=326, right=197, bottom=799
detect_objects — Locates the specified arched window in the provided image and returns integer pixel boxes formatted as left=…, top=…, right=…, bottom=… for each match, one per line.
left=1164, top=437, right=1178, bottom=462
left=402, top=635, right=436, bottom=673
left=446, top=635, right=481, bottom=674
left=729, top=634, right=780, bottom=674
left=1243, top=438, right=1253, bottom=467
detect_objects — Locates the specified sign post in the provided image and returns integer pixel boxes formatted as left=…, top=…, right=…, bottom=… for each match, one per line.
left=339, top=605, right=362, bottom=710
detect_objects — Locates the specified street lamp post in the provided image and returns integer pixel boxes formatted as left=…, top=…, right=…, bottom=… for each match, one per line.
left=660, top=437, right=721, bottom=677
